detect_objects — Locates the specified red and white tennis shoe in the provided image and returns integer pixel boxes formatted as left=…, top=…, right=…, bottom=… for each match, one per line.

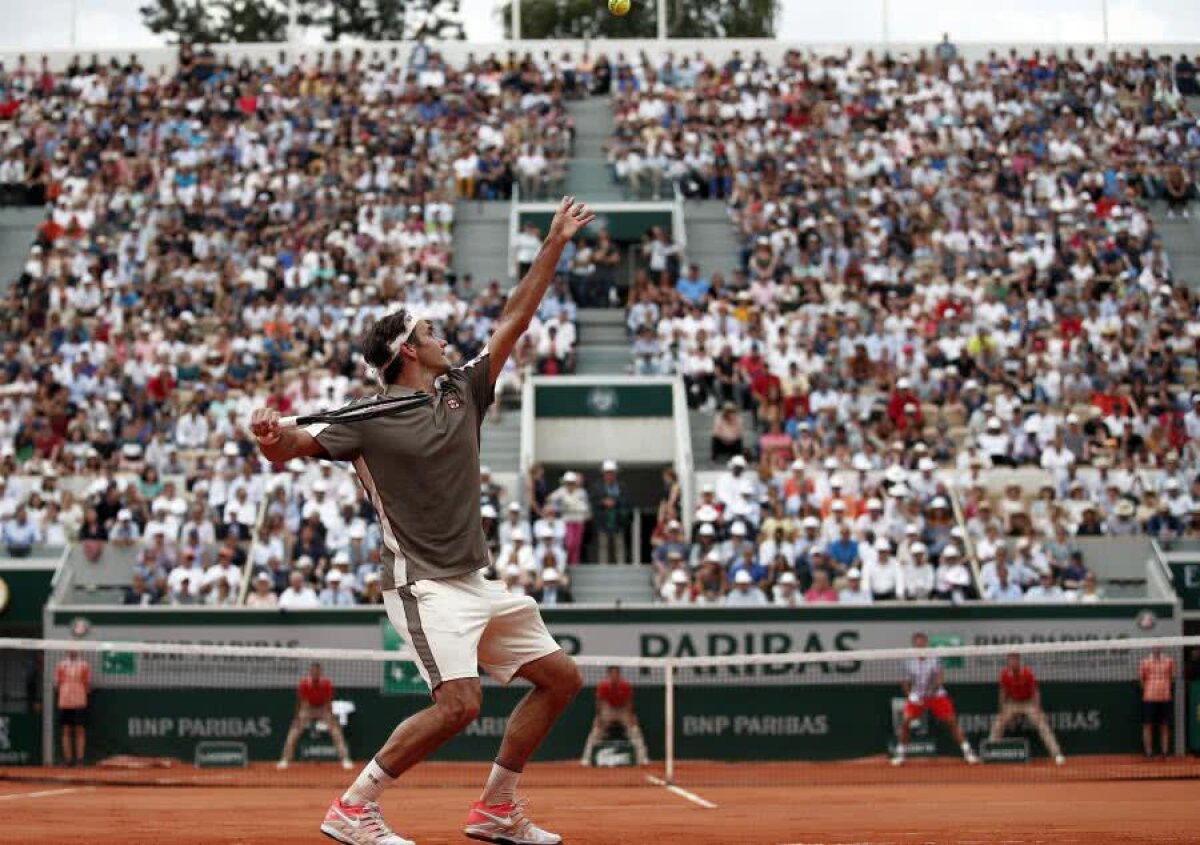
left=320, top=797, right=416, bottom=845
left=464, top=798, right=562, bottom=844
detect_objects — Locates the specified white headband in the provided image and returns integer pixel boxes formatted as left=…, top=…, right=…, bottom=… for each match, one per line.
left=365, top=312, right=418, bottom=386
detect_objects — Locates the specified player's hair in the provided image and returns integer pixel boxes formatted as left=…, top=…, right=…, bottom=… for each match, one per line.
left=362, top=310, right=415, bottom=385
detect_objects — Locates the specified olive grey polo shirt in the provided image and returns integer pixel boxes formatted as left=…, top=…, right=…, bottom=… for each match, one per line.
left=306, top=352, right=494, bottom=587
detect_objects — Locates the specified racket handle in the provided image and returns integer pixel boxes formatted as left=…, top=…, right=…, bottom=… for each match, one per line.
left=278, top=416, right=300, bottom=430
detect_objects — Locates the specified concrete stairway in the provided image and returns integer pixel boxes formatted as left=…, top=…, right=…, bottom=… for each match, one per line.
left=689, top=407, right=756, bottom=472
left=1148, top=203, right=1200, bottom=291
left=682, top=199, right=740, bottom=279
left=568, top=564, right=656, bottom=604
left=564, top=98, right=624, bottom=202
left=452, top=200, right=512, bottom=288
left=574, top=308, right=631, bottom=375
left=479, top=410, right=522, bottom=473
left=0, top=208, right=41, bottom=291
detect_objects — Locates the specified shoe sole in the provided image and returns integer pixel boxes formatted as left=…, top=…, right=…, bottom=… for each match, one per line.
left=320, top=825, right=355, bottom=845
left=465, top=830, right=562, bottom=845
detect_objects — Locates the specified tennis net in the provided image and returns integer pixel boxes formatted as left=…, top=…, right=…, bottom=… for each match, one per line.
left=1, top=635, right=1197, bottom=788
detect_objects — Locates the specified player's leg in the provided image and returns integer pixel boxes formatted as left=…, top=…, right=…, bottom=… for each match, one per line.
left=1025, top=705, right=1065, bottom=763
left=988, top=702, right=1015, bottom=742
left=933, top=696, right=978, bottom=763
left=278, top=712, right=309, bottom=768
left=579, top=715, right=610, bottom=766
left=469, top=582, right=579, bottom=844
left=323, top=580, right=491, bottom=845
left=891, top=699, right=921, bottom=765
left=618, top=711, right=650, bottom=764
left=322, top=709, right=354, bottom=769
left=59, top=713, right=73, bottom=766
left=1142, top=702, right=1155, bottom=757
left=74, top=720, right=85, bottom=768
left=1158, top=705, right=1171, bottom=757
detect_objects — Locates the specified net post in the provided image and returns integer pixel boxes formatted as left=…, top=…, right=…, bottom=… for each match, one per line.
left=41, top=650, right=53, bottom=766
left=664, top=658, right=675, bottom=784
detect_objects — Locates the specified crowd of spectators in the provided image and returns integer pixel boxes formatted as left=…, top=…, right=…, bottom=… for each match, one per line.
left=610, top=45, right=1200, bottom=604
left=0, top=45, right=599, bottom=603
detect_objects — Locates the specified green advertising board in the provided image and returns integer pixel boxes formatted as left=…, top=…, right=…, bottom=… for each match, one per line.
left=0, top=565, right=55, bottom=631
left=1168, top=562, right=1200, bottom=610
left=534, top=384, right=674, bottom=418
left=0, top=712, right=40, bottom=765
left=381, top=619, right=425, bottom=696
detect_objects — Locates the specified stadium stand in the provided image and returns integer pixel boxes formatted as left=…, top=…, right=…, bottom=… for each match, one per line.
left=1, top=45, right=1199, bottom=612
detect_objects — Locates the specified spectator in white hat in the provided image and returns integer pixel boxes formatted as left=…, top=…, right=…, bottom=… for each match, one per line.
left=902, top=543, right=936, bottom=600
left=319, top=569, right=357, bottom=608
left=724, top=569, right=767, bottom=606
left=772, top=571, right=800, bottom=607
left=716, top=455, right=749, bottom=512
left=498, top=501, right=525, bottom=549
left=531, top=522, right=567, bottom=573
left=279, top=570, right=320, bottom=610
left=861, top=538, right=904, bottom=601
left=496, top=527, right=536, bottom=574
left=837, top=568, right=873, bottom=605
left=662, top=567, right=694, bottom=605
left=591, top=459, right=630, bottom=564
left=246, top=571, right=279, bottom=608
left=531, top=567, right=573, bottom=606
left=934, top=546, right=974, bottom=602
left=548, top=471, right=591, bottom=564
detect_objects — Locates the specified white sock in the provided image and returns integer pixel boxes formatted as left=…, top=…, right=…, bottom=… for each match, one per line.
left=343, top=758, right=396, bottom=805
left=894, top=744, right=906, bottom=757
left=961, top=741, right=973, bottom=755
left=480, top=762, right=521, bottom=806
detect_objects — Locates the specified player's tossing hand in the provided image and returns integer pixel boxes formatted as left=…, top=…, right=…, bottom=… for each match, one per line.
left=250, top=407, right=282, bottom=445
left=549, top=196, right=596, bottom=242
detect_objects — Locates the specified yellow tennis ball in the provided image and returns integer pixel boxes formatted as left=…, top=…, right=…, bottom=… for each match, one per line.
left=609, top=0, right=631, bottom=16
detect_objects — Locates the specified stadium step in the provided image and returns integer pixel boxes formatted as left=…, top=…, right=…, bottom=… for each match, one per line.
left=564, top=97, right=624, bottom=202
left=480, top=410, right=522, bottom=473
left=690, top=407, right=755, bottom=472
left=574, top=309, right=633, bottom=375
left=568, top=564, right=656, bottom=604
left=452, top=200, right=513, bottom=289
left=1146, top=200, right=1200, bottom=292
left=0, top=207, right=42, bottom=289
left=575, top=343, right=632, bottom=375
left=682, top=200, right=740, bottom=279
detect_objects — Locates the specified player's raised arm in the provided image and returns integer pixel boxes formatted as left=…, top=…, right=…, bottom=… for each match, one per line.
left=249, top=406, right=329, bottom=462
left=487, top=196, right=595, bottom=385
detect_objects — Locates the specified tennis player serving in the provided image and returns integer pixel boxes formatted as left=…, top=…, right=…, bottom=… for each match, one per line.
left=250, top=197, right=596, bottom=845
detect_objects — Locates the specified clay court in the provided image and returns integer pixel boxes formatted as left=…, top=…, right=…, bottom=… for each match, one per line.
left=3, top=759, right=1199, bottom=844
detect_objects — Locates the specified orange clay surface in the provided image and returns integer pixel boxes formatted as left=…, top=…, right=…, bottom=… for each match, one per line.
left=1, top=760, right=1198, bottom=844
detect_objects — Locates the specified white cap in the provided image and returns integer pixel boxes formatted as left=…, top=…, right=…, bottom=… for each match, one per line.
left=480, top=465, right=492, bottom=476
left=327, top=569, right=343, bottom=582
left=733, top=570, right=753, bottom=585
left=942, top=545, right=960, bottom=557
left=696, top=505, right=720, bottom=522
left=897, top=377, right=911, bottom=389
left=333, top=551, right=350, bottom=566
left=671, top=569, right=690, bottom=585
left=847, top=567, right=862, bottom=579
left=255, top=571, right=272, bottom=583
left=223, top=442, right=239, bottom=457
left=875, top=538, right=891, bottom=551
left=918, top=458, right=936, bottom=472
left=287, top=458, right=306, bottom=472
left=699, top=523, right=716, bottom=536
left=730, top=521, right=747, bottom=536
left=508, top=502, right=522, bottom=512
left=729, top=455, right=747, bottom=468
left=562, top=471, right=579, bottom=483
left=904, top=524, right=919, bottom=535
left=831, top=500, right=847, bottom=511
left=823, top=457, right=839, bottom=470
left=803, top=516, right=821, bottom=528
left=702, top=483, right=716, bottom=494
left=297, top=555, right=314, bottom=568
left=987, top=416, right=1002, bottom=429
left=312, top=480, right=328, bottom=493
left=790, top=459, right=805, bottom=471
left=778, top=572, right=797, bottom=585
left=830, top=475, right=844, bottom=488
left=481, top=504, right=498, bottom=519
left=117, top=508, right=132, bottom=520
left=867, top=498, right=883, bottom=509
left=602, top=459, right=618, bottom=472
left=542, top=567, right=561, bottom=582
left=171, top=500, right=188, bottom=515
left=930, top=496, right=948, bottom=509
left=911, top=541, right=927, bottom=554
left=349, top=524, right=367, bottom=539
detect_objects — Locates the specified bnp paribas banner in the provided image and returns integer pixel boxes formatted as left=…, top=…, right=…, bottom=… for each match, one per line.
left=45, top=603, right=1179, bottom=764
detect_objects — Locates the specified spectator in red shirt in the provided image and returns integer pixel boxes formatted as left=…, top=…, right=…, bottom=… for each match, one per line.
left=278, top=662, right=352, bottom=770
left=988, top=653, right=1064, bottom=765
left=579, top=666, right=649, bottom=766
left=887, top=377, right=924, bottom=430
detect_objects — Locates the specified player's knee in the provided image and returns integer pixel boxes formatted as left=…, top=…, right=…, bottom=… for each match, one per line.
left=435, top=684, right=482, bottom=730
left=555, top=659, right=584, bottom=702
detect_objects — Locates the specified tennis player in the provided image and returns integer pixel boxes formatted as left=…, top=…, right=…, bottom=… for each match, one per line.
left=890, top=631, right=979, bottom=766
left=250, top=197, right=595, bottom=845
left=277, top=662, right=353, bottom=771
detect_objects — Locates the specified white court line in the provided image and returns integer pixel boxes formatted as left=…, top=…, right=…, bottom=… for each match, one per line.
left=644, top=774, right=718, bottom=809
left=0, top=786, right=94, bottom=802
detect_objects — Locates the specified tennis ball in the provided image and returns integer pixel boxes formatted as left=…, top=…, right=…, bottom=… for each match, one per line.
left=609, top=0, right=631, bottom=16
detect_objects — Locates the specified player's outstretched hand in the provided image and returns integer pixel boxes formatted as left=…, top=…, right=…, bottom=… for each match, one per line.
left=249, top=407, right=282, bottom=443
left=549, top=196, right=596, bottom=242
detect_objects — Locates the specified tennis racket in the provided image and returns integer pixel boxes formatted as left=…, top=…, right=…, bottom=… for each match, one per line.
left=278, top=393, right=433, bottom=429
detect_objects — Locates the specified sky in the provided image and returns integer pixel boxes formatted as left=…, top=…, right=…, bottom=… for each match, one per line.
left=1, top=0, right=1198, bottom=51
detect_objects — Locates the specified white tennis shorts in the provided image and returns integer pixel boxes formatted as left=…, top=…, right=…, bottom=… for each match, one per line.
left=383, top=569, right=561, bottom=690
